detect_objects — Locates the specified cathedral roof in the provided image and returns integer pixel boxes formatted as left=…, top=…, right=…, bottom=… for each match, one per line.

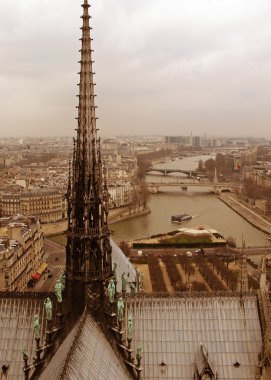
left=51, top=311, right=132, bottom=379
left=39, top=318, right=81, bottom=380
left=0, top=294, right=48, bottom=380
left=0, top=291, right=264, bottom=380
left=125, top=295, right=262, bottom=380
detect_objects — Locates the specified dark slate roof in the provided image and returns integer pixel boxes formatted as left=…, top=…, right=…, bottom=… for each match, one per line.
left=125, top=295, right=262, bottom=380
left=0, top=295, right=48, bottom=380
left=39, top=319, right=80, bottom=380
left=59, top=312, right=132, bottom=380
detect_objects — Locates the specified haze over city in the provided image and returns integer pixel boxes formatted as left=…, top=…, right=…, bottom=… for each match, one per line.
left=1, top=0, right=271, bottom=138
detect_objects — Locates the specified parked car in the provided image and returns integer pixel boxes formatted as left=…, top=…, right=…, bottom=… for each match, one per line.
left=27, top=278, right=35, bottom=288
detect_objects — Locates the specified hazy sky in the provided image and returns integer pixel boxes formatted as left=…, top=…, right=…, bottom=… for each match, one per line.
left=0, top=0, right=271, bottom=138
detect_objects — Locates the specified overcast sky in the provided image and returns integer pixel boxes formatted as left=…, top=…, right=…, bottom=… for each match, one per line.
left=0, top=0, right=271, bottom=138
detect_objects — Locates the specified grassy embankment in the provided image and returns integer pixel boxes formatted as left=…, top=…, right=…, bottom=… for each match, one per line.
left=133, top=232, right=226, bottom=249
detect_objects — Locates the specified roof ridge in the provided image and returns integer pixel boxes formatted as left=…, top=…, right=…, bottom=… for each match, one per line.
left=59, top=309, right=87, bottom=379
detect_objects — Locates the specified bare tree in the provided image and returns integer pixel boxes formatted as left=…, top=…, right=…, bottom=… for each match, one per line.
left=118, top=241, right=131, bottom=257
left=138, top=180, right=150, bottom=210
left=204, top=158, right=215, bottom=172
left=198, top=159, right=204, bottom=172
left=226, top=236, right=237, bottom=248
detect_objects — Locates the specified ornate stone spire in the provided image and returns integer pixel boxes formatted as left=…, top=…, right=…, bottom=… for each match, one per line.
left=66, top=0, right=112, bottom=312
left=238, top=251, right=248, bottom=294
left=259, top=254, right=267, bottom=290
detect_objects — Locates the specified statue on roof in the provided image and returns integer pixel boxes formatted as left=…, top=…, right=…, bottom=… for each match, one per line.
left=21, top=346, right=29, bottom=368
left=121, top=272, right=128, bottom=293
left=129, top=281, right=136, bottom=296
left=20, top=345, right=27, bottom=355
left=127, top=314, right=133, bottom=340
left=117, top=297, right=125, bottom=321
left=44, top=297, right=52, bottom=321
left=60, top=272, right=66, bottom=290
left=55, top=279, right=63, bottom=303
left=107, top=278, right=115, bottom=303
left=33, top=314, right=40, bottom=340
left=136, top=345, right=142, bottom=365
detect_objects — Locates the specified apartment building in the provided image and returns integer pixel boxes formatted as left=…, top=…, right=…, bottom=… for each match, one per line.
left=0, top=189, right=66, bottom=223
left=0, top=215, right=44, bottom=291
left=109, top=185, right=133, bottom=208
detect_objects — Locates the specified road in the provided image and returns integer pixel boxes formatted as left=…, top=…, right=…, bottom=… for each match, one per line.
left=219, top=194, right=271, bottom=235
left=25, top=238, right=65, bottom=292
left=26, top=240, right=270, bottom=292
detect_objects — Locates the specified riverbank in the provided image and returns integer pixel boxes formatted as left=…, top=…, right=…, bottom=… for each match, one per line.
left=41, top=220, right=67, bottom=236
left=113, top=155, right=269, bottom=246
left=218, top=194, right=271, bottom=235
left=109, top=206, right=150, bottom=224
left=41, top=206, right=151, bottom=236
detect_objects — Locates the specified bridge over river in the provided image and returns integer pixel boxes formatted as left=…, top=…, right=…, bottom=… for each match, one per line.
left=145, top=167, right=240, bottom=193
left=146, top=180, right=240, bottom=194
left=114, top=154, right=270, bottom=247
left=145, top=168, right=204, bottom=177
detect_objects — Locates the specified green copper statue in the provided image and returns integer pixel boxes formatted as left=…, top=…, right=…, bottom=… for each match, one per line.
left=107, top=278, right=115, bottom=303
left=55, top=279, right=63, bottom=303
left=136, top=345, right=143, bottom=368
left=44, top=297, right=52, bottom=321
left=20, top=346, right=27, bottom=356
left=60, top=272, right=66, bottom=290
left=127, top=314, right=133, bottom=340
left=33, top=314, right=40, bottom=339
left=121, top=272, right=128, bottom=293
left=117, top=297, right=124, bottom=321
left=136, top=345, right=142, bottom=361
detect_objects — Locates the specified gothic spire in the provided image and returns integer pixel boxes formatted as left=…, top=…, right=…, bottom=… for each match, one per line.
left=66, top=0, right=112, bottom=311
left=77, top=0, right=98, bottom=158
left=238, top=250, right=248, bottom=294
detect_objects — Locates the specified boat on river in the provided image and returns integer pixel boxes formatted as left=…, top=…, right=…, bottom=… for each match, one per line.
left=171, top=214, right=192, bottom=223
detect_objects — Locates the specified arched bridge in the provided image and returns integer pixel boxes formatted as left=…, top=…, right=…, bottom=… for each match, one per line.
left=146, top=181, right=240, bottom=194
left=145, top=168, right=203, bottom=177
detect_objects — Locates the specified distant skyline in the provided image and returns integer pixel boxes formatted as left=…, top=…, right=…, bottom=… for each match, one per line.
left=0, top=0, right=271, bottom=138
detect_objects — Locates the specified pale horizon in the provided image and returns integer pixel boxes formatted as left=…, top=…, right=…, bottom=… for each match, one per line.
left=0, top=0, right=271, bottom=138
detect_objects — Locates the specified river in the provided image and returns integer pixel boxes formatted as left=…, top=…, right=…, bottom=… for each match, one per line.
left=111, top=155, right=271, bottom=247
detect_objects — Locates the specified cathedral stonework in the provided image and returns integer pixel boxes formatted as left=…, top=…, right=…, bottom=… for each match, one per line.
left=66, top=0, right=112, bottom=314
